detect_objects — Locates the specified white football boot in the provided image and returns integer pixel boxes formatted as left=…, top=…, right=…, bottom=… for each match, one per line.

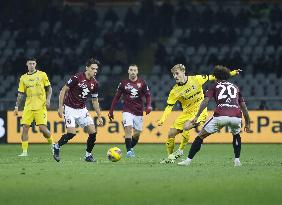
left=18, top=152, right=28, bottom=157
left=234, top=158, right=241, bottom=167
left=177, top=158, right=192, bottom=166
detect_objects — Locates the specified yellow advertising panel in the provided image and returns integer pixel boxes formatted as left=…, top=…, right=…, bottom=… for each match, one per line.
left=7, top=111, right=282, bottom=143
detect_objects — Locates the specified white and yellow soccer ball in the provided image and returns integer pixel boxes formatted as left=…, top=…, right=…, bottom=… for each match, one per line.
left=107, top=147, right=122, bottom=162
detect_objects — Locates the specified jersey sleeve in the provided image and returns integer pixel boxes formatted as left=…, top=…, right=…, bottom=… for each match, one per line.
left=91, top=82, right=99, bottom=98
left=142, top=80, right=151, bottom=107
left=66, top=75, right=78, bottom=88
left=204, top=84, right=216, bottom=99
left=195, top=75, right=216, bottom=85
left=42, top=72, right=51, bottom=87
left=167, top=88, right=178, bottom=105
left=18, top=76, right=25, bottom=93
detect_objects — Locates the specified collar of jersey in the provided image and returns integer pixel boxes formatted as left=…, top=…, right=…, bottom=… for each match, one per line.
left=27, top=70, right=38, bottom=75
left=177, top=76, right=188, bottom=86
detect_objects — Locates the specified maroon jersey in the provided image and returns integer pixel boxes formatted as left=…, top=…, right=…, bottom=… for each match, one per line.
left=110, top=78, right=151, bottom=116
left=205, top=81, right=244, bottom=118
left=64, top=72, right=99, bottom=109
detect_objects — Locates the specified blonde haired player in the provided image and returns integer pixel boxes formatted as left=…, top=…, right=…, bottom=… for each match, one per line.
left=157, top=64, right=241, bottom=163
left=14, top=57, right=54, bottom=156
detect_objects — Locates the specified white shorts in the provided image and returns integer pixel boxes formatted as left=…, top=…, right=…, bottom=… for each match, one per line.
left=203, top=116, right=242, bottom=135
left=64, top=105, right=94, bottom=128
left=122, top=112, right=143, bottom=131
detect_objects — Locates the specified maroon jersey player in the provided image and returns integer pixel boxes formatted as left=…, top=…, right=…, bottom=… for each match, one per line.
left=178, top=65, right=251, bottom=167
left=53, top=58, right=103, bottom=163
left=108, top=64, right=152, bottom=157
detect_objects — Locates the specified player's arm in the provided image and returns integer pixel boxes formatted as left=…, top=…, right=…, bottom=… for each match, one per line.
left=43, top=72, right=52, bottom=109
left=240, top=102, right=251, bottom=133
left=91, top=97, right=103, bottom=126
left=143, top=82, right=152, bottom=115
left=157, top=104, right=174, bottom=126
left=157, top=89, right=177, bottom=126
left=196, top=69, right=242, bottom=84
left=14, top=92, right=25, bottom=116
left=192, top=97, right=210, bottom=125
left=108, top=91, right=122, bottom=121
left=108, top=83, right=122, bottom=121
left=58, top=85, right=69, bottom=118
left=45, top=85, right=52, bottom=109
left=14, top=76, right=25, bottom=116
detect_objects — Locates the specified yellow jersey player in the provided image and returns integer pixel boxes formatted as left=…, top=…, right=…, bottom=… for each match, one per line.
left=157, top=64, right=241, bottom=163
left=14, top=57, right=54, bottom=156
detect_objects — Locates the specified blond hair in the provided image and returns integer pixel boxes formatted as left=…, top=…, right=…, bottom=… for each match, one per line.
left=171, top=64, right=185, bottom=72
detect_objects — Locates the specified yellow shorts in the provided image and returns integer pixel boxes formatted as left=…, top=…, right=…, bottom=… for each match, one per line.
left=172, top=108, right=208, bottom=131
left=21, top=108, right=47, bottom=126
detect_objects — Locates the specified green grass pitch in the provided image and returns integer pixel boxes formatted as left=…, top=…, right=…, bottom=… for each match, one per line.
left=0, top=144, right=282, bottom=205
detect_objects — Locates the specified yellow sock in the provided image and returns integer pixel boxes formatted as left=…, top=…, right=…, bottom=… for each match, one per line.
left=22, top=141, right=28, bottom=153
left=46, top=136, right=54, bottom=144
left=166, top=138, right=175, bottom=155
left=179, top=130, right=190, bottom=150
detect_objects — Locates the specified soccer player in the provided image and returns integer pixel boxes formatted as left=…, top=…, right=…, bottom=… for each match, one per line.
left=108, top=64, right=152, bottom=157
left=158, top=64, right=241, bottom=163
left=178, top=65, right=251, bottom=166
left=14, top=57, right=53, bottom=156
left=52, top=58, right=103, bottom=162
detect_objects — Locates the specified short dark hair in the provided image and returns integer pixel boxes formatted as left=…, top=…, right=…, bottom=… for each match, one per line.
left=212, top=65, right=231, bottom=80
left=86, top=58, right=101, bottom=67
left=26, top=57, right=37, bottom=62
left=129, top=64, right=138, bottom=68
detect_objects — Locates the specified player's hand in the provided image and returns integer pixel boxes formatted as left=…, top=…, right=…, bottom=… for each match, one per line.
left=235, top=69, right=242, bottom=75
left=145, top=106, right=152, bottom=115
left=157, top=120, right=163, bottom=126
left=46, top=99, right=51, bottom=109
left=14, top=107, right=18, bottom=116
left=108, top=111, right=114, bottom=122
left=58, top=106, right=64, bottom=118
left=244, top=124, right=252, bottom=133
left=191, top=117, right=198, bottom=126
left=97, top=116, right=104, bottom=126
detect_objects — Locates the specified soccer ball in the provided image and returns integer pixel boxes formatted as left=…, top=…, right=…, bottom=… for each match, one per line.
left=107, top=147, right=122, bottom=162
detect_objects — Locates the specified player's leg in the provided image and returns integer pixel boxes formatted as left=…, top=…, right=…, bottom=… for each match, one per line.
left=84, top=124, right=97, bottom=162
left=178, top=109, right=208, bottom=155
left=35, top=108, right=54, bottom=145
left=52, top=106, right=77, bottom=162
left=130, top=115, right=143, bottom=156
left=122, top=112, right=135, bottom=157
left=19, top=124, right=30, bottom=156
left=19, top=109, right=33, bottom=156
left=178, top=116, right=216, bottom=166
left=132, top=130, right=141, bottom=148
left=74, top=108, right=97, bottom=162
left=229, top=117, right=242, bottom=166
left=160, top=128, right=181, bottom=163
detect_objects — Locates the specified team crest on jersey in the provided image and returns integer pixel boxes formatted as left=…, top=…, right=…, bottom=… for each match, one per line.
left=125, top=83, right=134, bottom=90
left=137, top=83, right=142, bottom=88
left=90, top=83, right=94, bottom=89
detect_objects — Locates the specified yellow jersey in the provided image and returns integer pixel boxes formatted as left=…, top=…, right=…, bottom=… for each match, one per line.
left=18, top=70, right=51, bottom=111
left=167, top=75, right=214, bottom=113
left=159, top=70, right=238, bottom=123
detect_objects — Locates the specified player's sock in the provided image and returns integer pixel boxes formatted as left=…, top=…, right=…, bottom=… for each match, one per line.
left=86, top=133, right=96, bottom=153
left=188, top=136, right=203, bottom=159
left=131, top=137, right=139, bottom=148
left=179, top=130, right=190, bottom=150
left=58, top=133, right=76, bottom=147
left=21, top=141, right=28, bottom=153
left=46, top=135, right=54, bottom=144
left=125, top=138, right=132, bottom=152
left=166, top=138, right=175, bottom=155
left=233, top=134, right=241, bottom=158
